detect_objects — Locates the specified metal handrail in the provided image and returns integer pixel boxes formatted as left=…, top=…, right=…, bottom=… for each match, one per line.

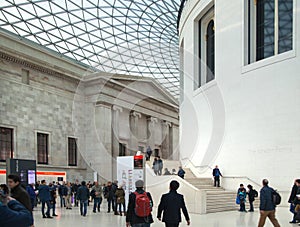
left=177, top=0, right=188, bottom=31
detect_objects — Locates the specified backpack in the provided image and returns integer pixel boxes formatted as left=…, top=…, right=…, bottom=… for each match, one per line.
left=134, top=192, right=152, bottom=217
left=253, top=189, right=258, bottom=197
left=272, top=190, right=281, bottom=205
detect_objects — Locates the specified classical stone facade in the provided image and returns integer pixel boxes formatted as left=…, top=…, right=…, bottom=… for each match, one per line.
left=0, top=31, right=179, bottom=182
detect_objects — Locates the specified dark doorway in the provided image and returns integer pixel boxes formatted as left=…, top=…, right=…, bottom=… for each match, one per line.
left=154, top=149, right=159, bottom=157
left=119, top=143, right=126, bottom=156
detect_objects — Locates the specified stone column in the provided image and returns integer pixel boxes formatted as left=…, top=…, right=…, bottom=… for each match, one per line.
left=147, top=116, right=158, bottom=150
left=161, top=120, right=172, bottom=159
left=111, top=105, right=122, bottom=180
left=129, top=111, right=141, bottom=155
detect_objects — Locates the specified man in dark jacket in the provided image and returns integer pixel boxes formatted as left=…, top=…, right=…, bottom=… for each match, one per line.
left=0, top=193, right=32, bottom=227
left=104, top=181, right=116, bottom=213
left=258, top=179, right=280, bottom=227
left=72, top=179, right=80, bottom=207
left=212, top=165, right=222, bottom=187
left=7, top=174, right=32, bottom=212
left=77, top=181, right=90, bottom=217
left=126, top=180, right=154, bottom=227
left=288, top=179, right=299, bottom=223
left=58, top=182, right=67, bottom=207
left=38, top=179, right=53, bottom=218
left=157, top=180, right=190, bottom=227
left=8, top=174, right=34, bottom=226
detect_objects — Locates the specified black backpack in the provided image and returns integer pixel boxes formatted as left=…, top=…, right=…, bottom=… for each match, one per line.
left=253, top=189, right=258, bottom=197
left=272, top=190, right=281, bottom=205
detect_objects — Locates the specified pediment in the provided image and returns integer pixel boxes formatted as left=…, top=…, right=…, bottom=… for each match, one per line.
left=112, top=77, right=178, bottom=106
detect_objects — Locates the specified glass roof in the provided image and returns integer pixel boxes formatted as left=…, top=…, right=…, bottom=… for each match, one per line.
left=0, top=0, right=181, bottom=98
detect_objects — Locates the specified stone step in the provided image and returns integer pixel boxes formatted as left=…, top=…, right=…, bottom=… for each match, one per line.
left=181, top=168, right=262, bottom=214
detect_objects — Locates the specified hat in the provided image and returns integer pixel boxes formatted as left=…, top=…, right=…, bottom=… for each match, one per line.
left=135, top=180, right=144, bottom=188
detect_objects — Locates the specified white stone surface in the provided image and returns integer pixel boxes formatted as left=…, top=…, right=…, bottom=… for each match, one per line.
left=179, top=0, right=300, bottom=192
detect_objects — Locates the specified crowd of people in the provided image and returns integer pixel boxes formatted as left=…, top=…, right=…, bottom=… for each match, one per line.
left=1, top=167, right=300, bottom=227
left=0, top=173, right=191, bottom=227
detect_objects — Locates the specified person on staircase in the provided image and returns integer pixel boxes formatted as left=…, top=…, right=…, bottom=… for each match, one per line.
left=157, top=156, right=163, bottom=176
left=212, top=165, right=222, bottom=187
left=177, top=167, right=186, bottom=179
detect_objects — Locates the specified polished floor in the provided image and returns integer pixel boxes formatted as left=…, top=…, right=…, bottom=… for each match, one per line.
left=33, top=203, right=294, bottom=227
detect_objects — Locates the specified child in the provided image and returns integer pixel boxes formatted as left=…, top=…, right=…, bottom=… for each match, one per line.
left=238, top=188, right=247, bottom=212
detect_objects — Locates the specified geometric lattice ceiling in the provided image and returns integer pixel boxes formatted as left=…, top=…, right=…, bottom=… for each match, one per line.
left=0, top=0, right=180, bottom=98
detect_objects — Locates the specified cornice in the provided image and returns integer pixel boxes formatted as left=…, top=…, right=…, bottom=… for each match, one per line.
left=0, top=51, right=80, bottom=83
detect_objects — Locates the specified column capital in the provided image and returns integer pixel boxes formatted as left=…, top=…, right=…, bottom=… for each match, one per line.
left=112, top=105, right=123, bottom=112
left=130, top=111, right=141, bottom=118
left=147, top=116, right=158, bottom=123
left=162, top=120, right=172, bottom=127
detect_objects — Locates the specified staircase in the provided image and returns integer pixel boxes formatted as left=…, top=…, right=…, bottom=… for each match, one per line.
left=184, top=168, right=259, bottom=213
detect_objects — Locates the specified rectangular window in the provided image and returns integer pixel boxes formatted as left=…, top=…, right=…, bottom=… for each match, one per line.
left=198, top=7, right=215, bottom=87
left=0, top=127, right=13, bottom=162
left=37, top=133, right=48, bottom=164
left=247, top=0, right=293, bottom=63
left=278, top=0, right=293, bottom=54
left=119, top=143, right=126, bottom=156
left=68, top=137, right=77, bottom=166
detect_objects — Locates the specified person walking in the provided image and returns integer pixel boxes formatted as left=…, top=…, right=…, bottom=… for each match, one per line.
left=65, top=182, right=72, bottom=210
left=38, top=180, right=53, bottom=218
left=157, top=180, right=190, bottom=227
left=104, top=181, right=116, bottom=213
left=212, top=165, right=223, bottom=187
left=177, top=167, right=185, bottom=179
left=91, top=181, right=103, bottom=213
left=258, top=179, right=280, bottom=227
left=157, top=156, right=163, bottom=176
left=77, top=181, right=90, bottom=217
left=126, top=180, right=154, bottom=227
left=288, top=179, right=299, bottom=224
left=146, top=146, right=152, bottom=161
left=152, top=158, right=159, bottom=175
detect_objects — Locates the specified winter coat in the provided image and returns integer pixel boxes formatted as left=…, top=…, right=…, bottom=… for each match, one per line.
left=38, top=184, right=51, bottom=202
left=0, top=200, right=32, bottom=227
left=10, top=184, right=32, bottom=212
left=77, top=185, right=90, bottom=201
left=115, top=188, right=125, bottom=204
left=259, top=185, right=276, bottom=211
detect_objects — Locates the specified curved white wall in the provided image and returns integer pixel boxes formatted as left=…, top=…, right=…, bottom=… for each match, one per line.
left=179, top=0, right=300, bottom=191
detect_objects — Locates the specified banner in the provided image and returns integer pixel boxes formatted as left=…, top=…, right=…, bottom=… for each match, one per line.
left=117, top=155, right=145, bottom=208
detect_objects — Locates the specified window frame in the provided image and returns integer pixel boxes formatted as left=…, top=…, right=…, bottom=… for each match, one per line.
left=245, top=0, right=294, bottom=65
left=197, top=7, right=215, bottom=88
left=36, top=132, right=49, bottom=165
left=0, top=127, right=13, bottom=162
left=68, top=137, right=77, bottom=166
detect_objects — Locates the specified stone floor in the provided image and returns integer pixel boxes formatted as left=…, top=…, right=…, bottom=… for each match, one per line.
left=32, top=203, right=294, bottom=227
